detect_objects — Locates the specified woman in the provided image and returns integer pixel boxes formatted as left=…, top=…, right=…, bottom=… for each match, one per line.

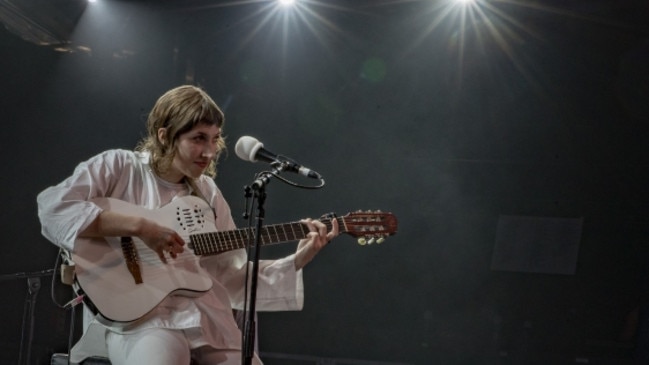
left=37, top=85, right=338, bottom=365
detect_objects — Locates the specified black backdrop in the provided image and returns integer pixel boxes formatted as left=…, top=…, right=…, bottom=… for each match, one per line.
left=1, top=0, right=649, bottom=364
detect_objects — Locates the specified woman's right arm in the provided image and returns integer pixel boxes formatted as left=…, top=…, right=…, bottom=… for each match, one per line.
left=37, top=150, right=184, bottom=262
left=80, top=210, right=185, bottom=263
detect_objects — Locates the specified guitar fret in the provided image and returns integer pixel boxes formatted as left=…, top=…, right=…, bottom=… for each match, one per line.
left=262, top=226, right=270, bottom=243
left=197, top=235, right=203, bottom=254
left=224, top=231, right=232, bottom=250
left=222, top=231, right=232, bottom=251
left=234, top=229, right=245, bottom=249
left=215, top=231, right=225, bottom=251
left=200, top=233, right=208, bottom=253
left=269, top=225, right=278, bottom=242
left=278, top=224, right=288, bottom=242
left=205, top=232, right=215, bottom=253
left=190, top=234, right=197, bottom=253
left=276, top=225, right=284, bottom=241
left=190, top=234, right=201, bottom=255
left=291, top=223, right=300, bottom=240
left=227, top=230, right=238, bottom=250
left=200, top=233, right=210, bottom=254
left=258, top=227, right=265, bottom=245
left=294, top=223, right=301, bottom=239
left=300, top=222, right=307, bottom=239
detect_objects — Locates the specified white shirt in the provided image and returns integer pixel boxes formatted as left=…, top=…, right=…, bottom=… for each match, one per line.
left=37, top=149, right=304, bottom=362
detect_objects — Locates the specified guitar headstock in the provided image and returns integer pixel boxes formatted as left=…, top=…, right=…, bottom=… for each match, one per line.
left=339, top=210, right=398, bottom=245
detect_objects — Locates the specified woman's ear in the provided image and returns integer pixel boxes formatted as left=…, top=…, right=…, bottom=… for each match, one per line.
left=157, top=128, right=167, bottom=145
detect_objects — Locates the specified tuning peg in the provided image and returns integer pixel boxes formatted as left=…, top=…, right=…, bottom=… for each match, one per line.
left=367, top=237, right=375, bottom=245
left=377, top=237, right=385, bottom=244
left=357, top=238, right=367, bottom=246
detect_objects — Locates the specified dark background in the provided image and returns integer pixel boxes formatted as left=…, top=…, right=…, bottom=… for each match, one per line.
left=1, top=0, right=649, bottom=364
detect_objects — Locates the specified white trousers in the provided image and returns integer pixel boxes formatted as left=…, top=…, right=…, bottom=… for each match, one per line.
left=106, top=328, right=262, bottom=365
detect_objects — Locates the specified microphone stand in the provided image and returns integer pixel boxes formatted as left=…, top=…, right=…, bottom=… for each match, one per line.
left=242, top=162, right=286, bottom=365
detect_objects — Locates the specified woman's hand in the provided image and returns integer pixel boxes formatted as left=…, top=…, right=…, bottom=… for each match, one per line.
left=294, top=217, right=339, bottom=270
left=137, top=218, right=185, bottom=264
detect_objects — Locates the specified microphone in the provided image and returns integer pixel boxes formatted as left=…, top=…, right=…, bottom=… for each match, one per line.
left=235, top=136, right=322, bottom=179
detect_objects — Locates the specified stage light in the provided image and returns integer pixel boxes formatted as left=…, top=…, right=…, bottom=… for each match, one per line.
left=277, top=0, right=296, bottom=7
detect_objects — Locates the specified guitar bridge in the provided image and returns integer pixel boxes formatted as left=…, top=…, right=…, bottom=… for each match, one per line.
left=121, top=236, right=143, bottom=284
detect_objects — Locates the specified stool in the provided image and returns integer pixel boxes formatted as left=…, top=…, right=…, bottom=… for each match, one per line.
left=51, top=353, right=111, bottom=365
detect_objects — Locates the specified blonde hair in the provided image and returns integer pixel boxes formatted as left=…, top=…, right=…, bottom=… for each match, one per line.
left=136, top=85, right=226, bottom=178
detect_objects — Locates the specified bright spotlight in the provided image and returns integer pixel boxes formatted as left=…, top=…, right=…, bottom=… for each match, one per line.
left=277, top=0, right=296, bottom=6
left=455, top=0, right=475, bottom=4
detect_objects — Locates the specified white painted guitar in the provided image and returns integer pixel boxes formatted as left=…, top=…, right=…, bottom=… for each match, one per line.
left=72, top=195, right=398, bottom=322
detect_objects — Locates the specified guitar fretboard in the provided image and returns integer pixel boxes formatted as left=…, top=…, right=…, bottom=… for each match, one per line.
left=188, top=217, right=340, bottom=256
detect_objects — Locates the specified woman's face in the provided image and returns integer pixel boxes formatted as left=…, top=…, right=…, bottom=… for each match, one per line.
left=160, top=123, right=222, bottom=183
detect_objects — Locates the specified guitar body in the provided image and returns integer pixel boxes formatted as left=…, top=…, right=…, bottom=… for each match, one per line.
left=73, top=196, right=215, bottom=322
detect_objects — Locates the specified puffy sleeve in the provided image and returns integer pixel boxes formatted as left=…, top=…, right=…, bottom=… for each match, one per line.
left=196, top=177, right=305, bottom=312
left=203, top=250, right=304, bottom=312
left=36, top=150, right=129, bottom=252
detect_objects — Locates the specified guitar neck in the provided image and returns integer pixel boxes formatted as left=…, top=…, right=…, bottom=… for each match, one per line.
left=188, top=217, right=341, bottom=256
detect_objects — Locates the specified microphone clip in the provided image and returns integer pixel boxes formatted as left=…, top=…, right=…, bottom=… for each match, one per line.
left=251, top=171, right=274, bottom=191
left=250, top=160, right=291, bottom=191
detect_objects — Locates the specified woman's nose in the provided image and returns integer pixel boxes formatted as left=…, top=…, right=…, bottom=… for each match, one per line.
left=202, top=142, right=219, bottom=158
left=202, top=148, right=215, bottom=158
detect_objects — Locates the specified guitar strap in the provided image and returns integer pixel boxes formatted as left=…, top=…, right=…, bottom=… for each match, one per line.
left=185, top=177, right=205, bottom=200
left=58, top=248, right=98, bottom=313
left=185, top=177, right=217, bottom=219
